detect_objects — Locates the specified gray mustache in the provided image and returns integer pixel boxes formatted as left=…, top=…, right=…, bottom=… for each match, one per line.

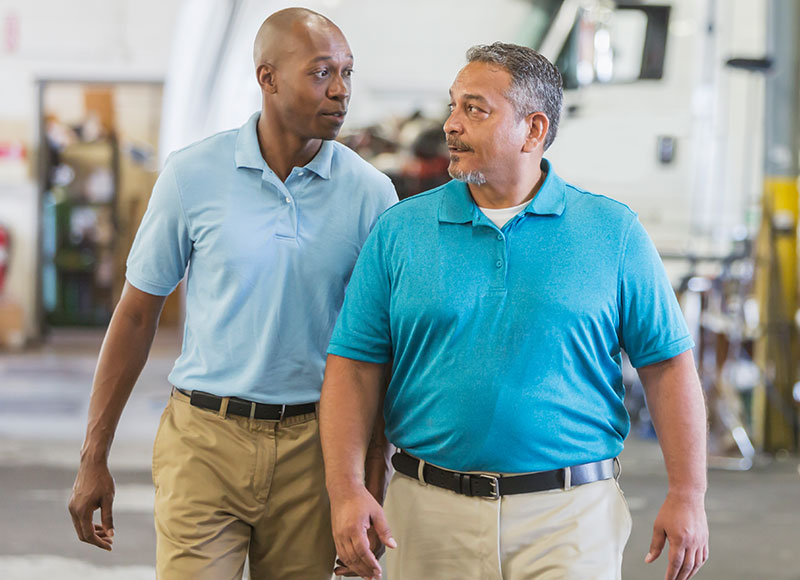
left=447, top=139, right=473, bottom=152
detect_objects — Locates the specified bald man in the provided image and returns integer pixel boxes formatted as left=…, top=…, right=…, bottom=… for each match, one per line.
left=68, top=8, right=397, bottom=579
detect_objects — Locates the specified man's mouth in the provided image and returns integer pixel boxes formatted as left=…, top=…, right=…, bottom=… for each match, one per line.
left=322, top=110, right=347, bottom=120
left=447, top=139, right=472, bottom=153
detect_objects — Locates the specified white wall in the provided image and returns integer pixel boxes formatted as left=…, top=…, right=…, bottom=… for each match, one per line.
left=0, top=0, right=181, bottom=120
left=0, top=0, right=181, bottom=342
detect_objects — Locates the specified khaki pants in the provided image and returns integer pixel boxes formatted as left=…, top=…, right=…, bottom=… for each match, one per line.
left=152, top=389, right=336, bottom=580
left=384, top=470, right=632, bottom=580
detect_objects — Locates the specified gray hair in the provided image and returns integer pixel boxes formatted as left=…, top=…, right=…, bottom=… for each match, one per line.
left=466, top=42, right=563, bottom=150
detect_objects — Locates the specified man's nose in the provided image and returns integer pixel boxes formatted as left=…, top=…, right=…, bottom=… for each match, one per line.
left=328, top=73, right=350, bottom=101
left=443, top=110, right=462, bottom=134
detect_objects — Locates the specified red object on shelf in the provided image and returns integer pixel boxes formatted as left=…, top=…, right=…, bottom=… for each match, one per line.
left=0, top=225, right=9, bottom=295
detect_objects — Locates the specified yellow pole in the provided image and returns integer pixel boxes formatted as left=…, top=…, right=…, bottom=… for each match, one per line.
left=753, top=178, right=799, bottom=451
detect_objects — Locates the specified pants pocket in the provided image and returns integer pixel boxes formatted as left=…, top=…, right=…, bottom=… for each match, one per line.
left=151, top=397, right=173, bottom=486
left=613, top=479, right=634, bottom=540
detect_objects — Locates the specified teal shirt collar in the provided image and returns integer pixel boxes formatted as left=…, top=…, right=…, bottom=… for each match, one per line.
left=234, top=111, right=333, bottom=180
left=438, top=158, right=566, bottom=224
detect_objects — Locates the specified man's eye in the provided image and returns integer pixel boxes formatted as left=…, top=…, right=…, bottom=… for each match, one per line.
left=314, top=70, right=329, bottom=78
left=447, top=103, right=455, bottom=112
left=468, top=105, right=479, bottom=113
left=343, top=69, right=354, bottom=78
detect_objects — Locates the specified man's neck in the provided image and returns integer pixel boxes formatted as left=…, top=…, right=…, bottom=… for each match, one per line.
left=257, top=112, right=322, bottom=182
left=467, top=162, right=545, bottom=209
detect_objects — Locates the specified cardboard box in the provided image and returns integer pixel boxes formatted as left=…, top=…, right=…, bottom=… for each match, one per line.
left=0, top=297, right=25, bottom=349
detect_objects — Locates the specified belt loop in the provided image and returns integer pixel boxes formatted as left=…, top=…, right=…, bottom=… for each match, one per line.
left=563, top=466, right=572, bottom=491
left=249, top=401, right=256, bottom=420
left=613, top=457, right=622, bottom=480
left=417, top=457, right=427, bottom=485
left=218, top=397, right=229, bottom=419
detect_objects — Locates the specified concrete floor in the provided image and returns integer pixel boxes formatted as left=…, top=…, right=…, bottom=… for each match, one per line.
left=1, top=329, right=799, bottom=580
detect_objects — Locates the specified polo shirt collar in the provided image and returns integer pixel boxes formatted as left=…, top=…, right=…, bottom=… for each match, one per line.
left=438, top=158, right=566, bottom=224
left=438, top=180, right=475, bottom=224
left=523, top=159, right=566, bottom=217
left=304, top=140, right=333, bottom=180
left=235, top=111, right=334, bottom=180
left=235, top=112, right=267, bottom=171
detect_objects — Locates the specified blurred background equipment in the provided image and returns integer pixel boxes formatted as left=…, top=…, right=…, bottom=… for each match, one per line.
left=35, top=81, right=183, bottom=331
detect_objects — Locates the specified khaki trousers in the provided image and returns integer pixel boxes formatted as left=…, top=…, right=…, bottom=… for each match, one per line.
left=384, top=469, right=632, bottom=580
left=152, top=389, right=336, bottom=580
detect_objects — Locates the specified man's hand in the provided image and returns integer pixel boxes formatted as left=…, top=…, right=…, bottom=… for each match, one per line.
left=68, top=461, right=116, bottom=551
left=334, top=527, right=385, bottom=577
left=330, top=485, right=396, bottom=580
left=645, top=492, right=708, bottom=580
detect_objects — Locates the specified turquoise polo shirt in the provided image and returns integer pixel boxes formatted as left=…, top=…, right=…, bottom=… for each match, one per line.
left=328, top=160, right=693, bottom=473
left=126, top=112, right=397, bottom=403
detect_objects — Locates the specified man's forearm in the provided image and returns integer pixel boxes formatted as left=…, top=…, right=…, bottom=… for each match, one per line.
left=364, top=404, right=393, bottom=504
left=638, top=350, right=708, bottom=497
left=320, top=354, right=387, bottom=498
left=81, top=284, right=164, bottom=463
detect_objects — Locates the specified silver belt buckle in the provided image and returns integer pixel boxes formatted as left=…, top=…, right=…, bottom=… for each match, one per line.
left=478, top=474, right=500, bottom=500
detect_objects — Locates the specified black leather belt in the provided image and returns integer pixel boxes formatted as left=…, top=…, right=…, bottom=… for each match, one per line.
left=391, top=451, right=616, bottom=500
left=174, top=388, right=316, bottom=421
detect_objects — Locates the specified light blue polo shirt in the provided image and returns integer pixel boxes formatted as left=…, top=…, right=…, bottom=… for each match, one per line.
left=328, top=160, right=693, bottom=473
left=126, top=112, right=397, bottom=403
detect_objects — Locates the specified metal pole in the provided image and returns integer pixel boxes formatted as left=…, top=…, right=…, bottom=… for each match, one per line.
left=753, top=0, right=800, bottom=452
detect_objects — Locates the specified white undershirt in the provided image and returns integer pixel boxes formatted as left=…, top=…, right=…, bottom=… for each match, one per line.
left=478, top=199, right=531, bottom=229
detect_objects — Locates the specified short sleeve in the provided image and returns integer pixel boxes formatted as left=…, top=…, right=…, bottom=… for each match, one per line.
left=381, top=177, right=399, bottom=213
left=327, top=219, right=393, bottom=363
left=125, top=159, right=193, bottom=296
left=619, top=218, right=694, bottom=367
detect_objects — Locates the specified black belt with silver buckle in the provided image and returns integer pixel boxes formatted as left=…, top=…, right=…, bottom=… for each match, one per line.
left=391, top=451, right=616, bottom=500
left=175, top=388, right=316, bottom=421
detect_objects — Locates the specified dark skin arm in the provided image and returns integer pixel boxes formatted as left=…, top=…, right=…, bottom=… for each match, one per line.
left=68, top=282, right=167, bottom=550
left=321, top=354, right=396, bottom=580
left=335, top=383, right=394, bottom=577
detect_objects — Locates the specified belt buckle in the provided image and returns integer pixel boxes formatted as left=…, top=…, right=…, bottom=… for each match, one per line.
left=478, top=474, right=500, bottom=500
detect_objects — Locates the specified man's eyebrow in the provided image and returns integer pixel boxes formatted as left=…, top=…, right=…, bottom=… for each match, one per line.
left=448, top=90, right=490, bottom=104
left=309, top=54, right=354, bottom=63
left=462, top=94, right=489, bottom=103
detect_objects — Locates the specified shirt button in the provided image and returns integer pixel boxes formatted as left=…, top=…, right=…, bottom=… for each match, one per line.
left=297, top=170, right=304, bottom=176
left=285, top=197, right=291, bottom=204
left=496, top=260, right=503, bottom=268
left=496, top=234, right=503, bottom=240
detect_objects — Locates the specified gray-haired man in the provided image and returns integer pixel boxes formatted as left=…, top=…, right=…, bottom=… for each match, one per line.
left=320, top=42, right=709, bottom=580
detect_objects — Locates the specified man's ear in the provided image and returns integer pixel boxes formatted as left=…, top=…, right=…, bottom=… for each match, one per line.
left=522, top=112, right=549, bottom=153
left=256, top=63, right=278, bottom=94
